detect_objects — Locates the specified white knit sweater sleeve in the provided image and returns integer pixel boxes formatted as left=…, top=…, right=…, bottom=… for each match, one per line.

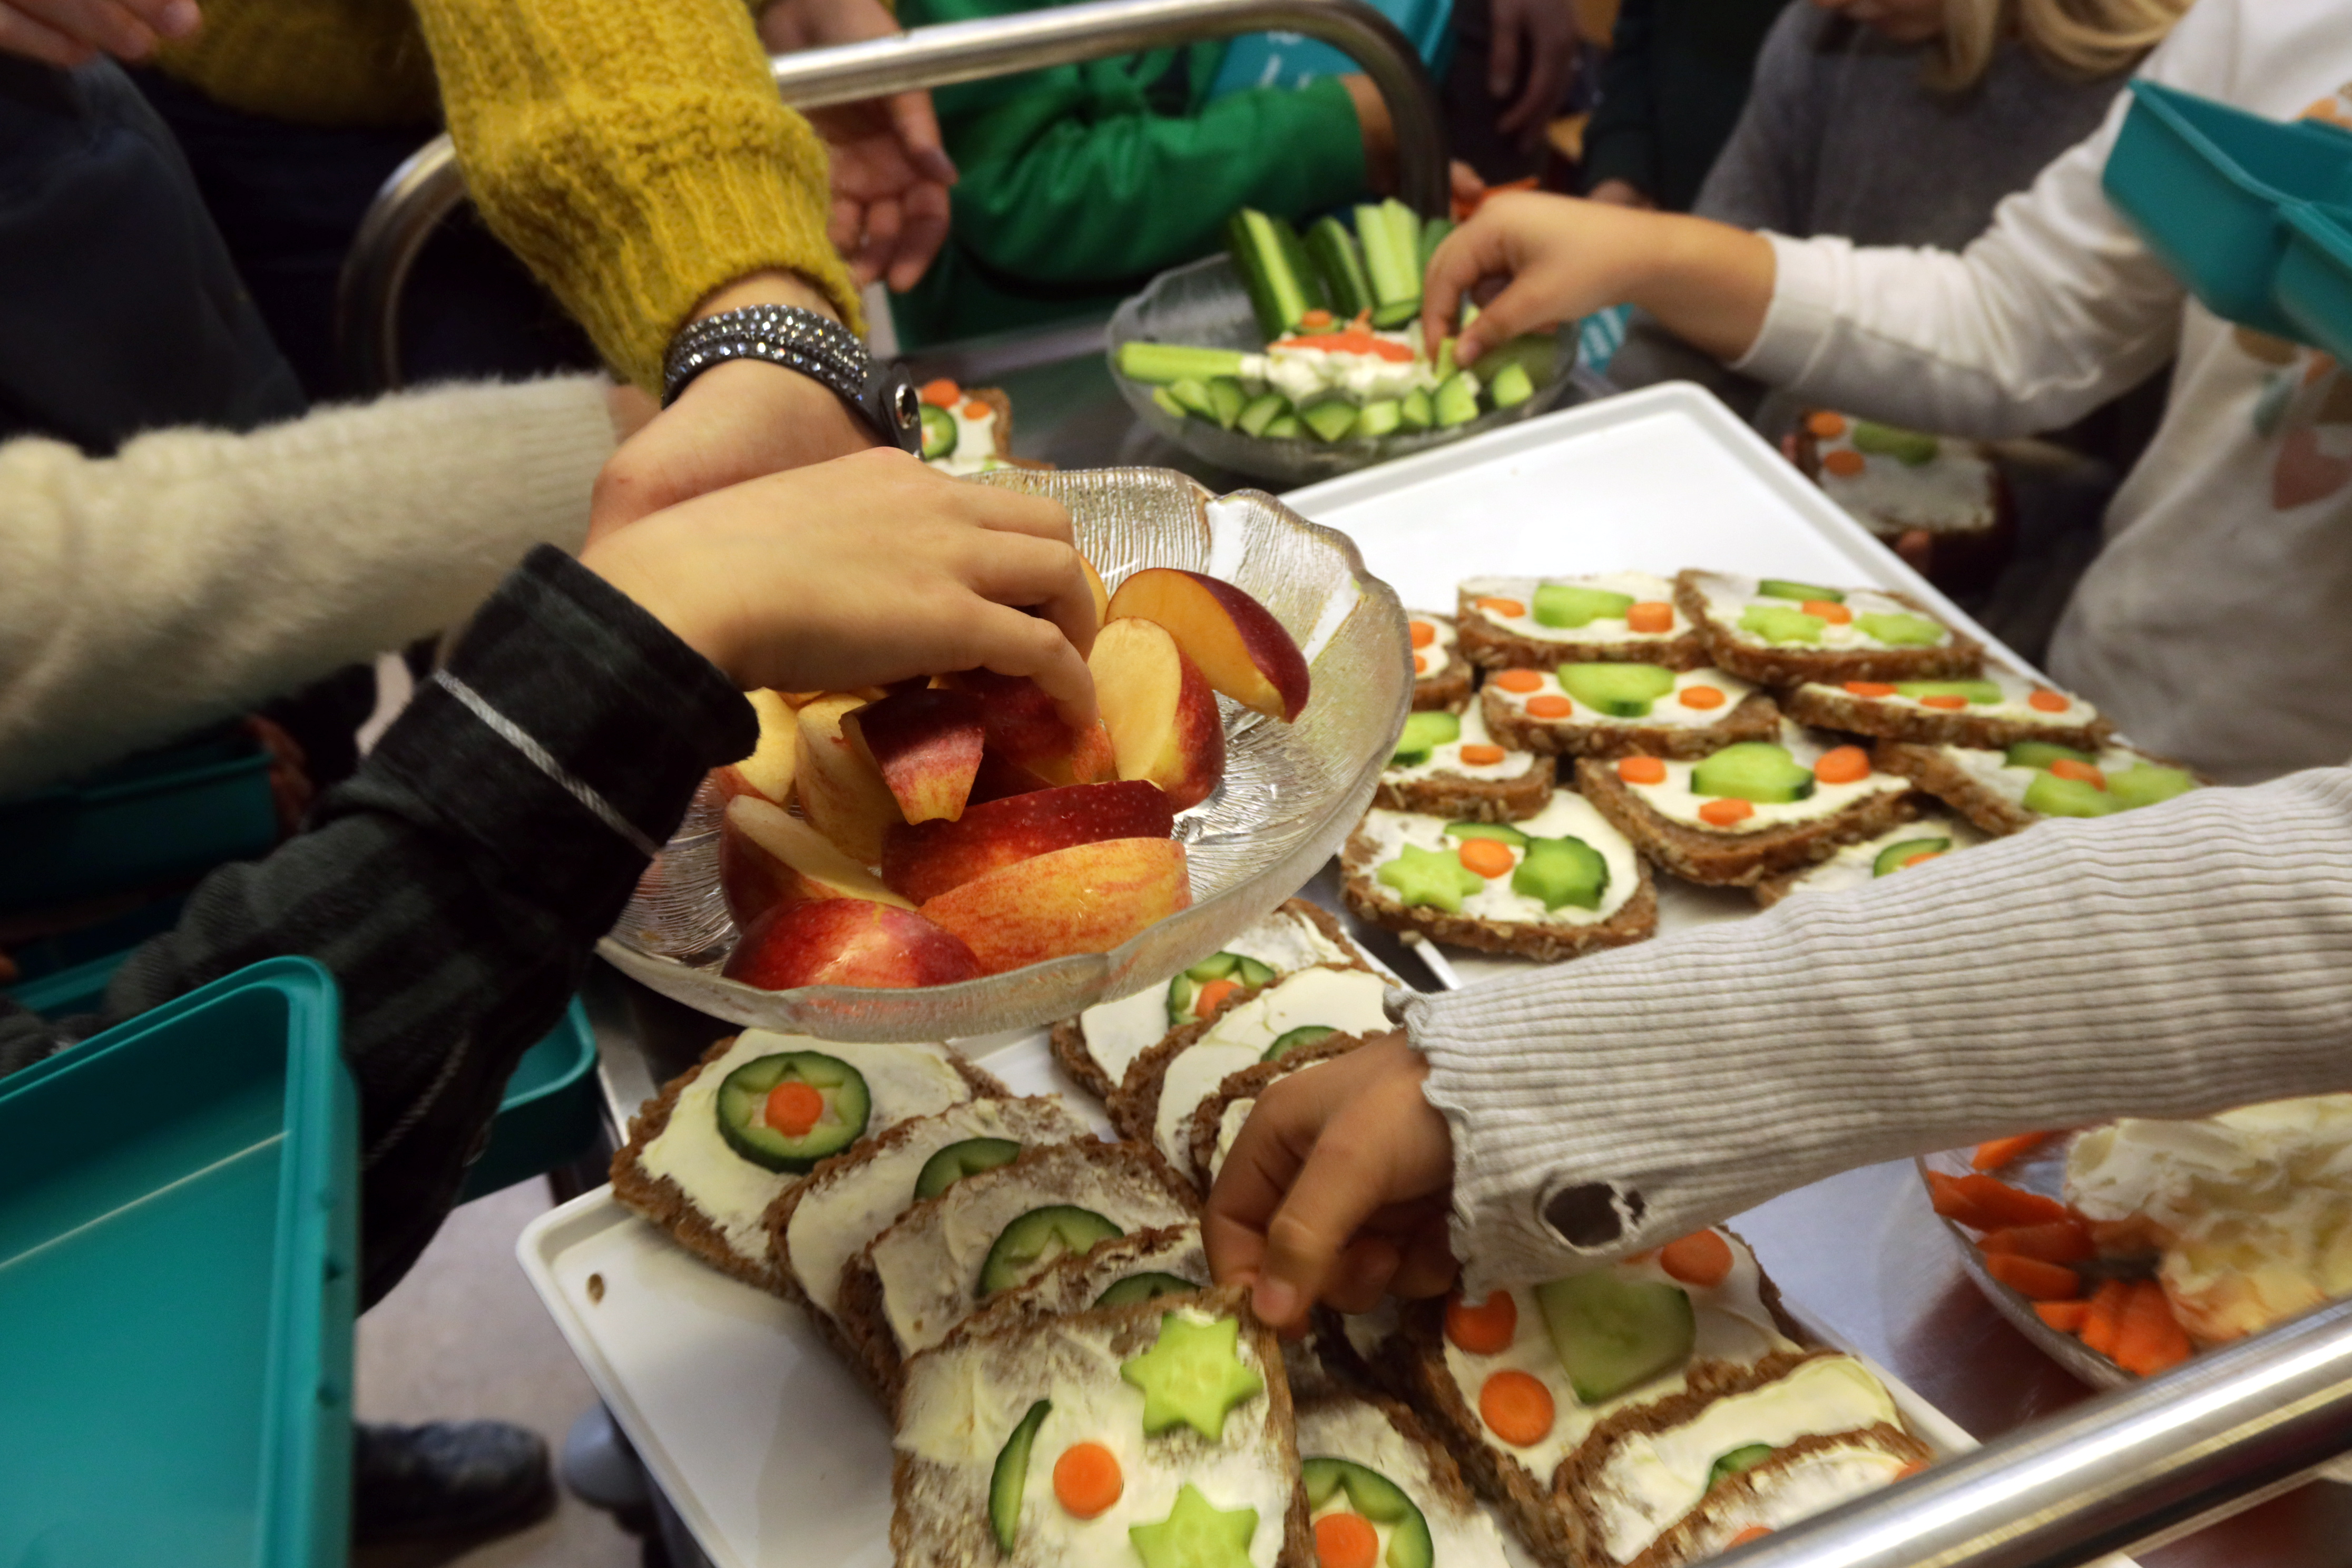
left=1406, top=769, right=2352, bottom=1295
left=0, top=376, right=615, bottom=797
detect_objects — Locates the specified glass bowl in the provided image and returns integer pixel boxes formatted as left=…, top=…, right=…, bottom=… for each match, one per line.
left=597, top=466, right=1413, bottom=1042
left=1106, top=254, right=1580, bottom=488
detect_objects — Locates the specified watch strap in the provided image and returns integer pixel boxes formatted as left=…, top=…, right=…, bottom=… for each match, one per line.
left=662, top=304, right=923, bottom=455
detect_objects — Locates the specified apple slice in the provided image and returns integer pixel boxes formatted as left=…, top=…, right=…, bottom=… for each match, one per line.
left=919, top=837, right=1190, bottom=975
left=1089, top=617, right=1224, bottom=810
left=969, top=750, right=1052, bottom=805
left=712, top=690, right=800, bottom=806
left=721, top=795, right=912, bottom=926
left=724, top=898, right=981, bottom=990
left=943, top=669, right=1117, bottom=786
left=1081, top=554, right=1111, bottom=637
left=843, top=688, right=986, bottom=825
left=880, top=780, right=1176, bottom=904
left=795, top=694, right=904, bottom=864
left=1104, top=569, right=1310, bottom=721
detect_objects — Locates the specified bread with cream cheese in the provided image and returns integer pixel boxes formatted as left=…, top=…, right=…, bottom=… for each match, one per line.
left=1374, top=698, right=1555, bottom=822
left=1481, top=678, right=1782, bottom=762
left=948, top=1224, right=1212, bottom=1344
left=1184, top=1033, right=1373, bottom=1190
left=1781, top=675, right=2110, bottom=751
left=1572, top=754, right=1918, bottom=888
left=1675, top=569, right=1982, bottom=685
left=1873, top=738, right=2206, bottom=838
left=1455, top=576, right=1710, bottom=673
left=1409, top=611, right=1474, bottom=712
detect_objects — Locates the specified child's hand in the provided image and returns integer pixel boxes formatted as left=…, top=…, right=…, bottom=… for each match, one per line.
left=581, top=448, right=1100, bottom=728
left=1204, top=1033, right=1457, bottom=1333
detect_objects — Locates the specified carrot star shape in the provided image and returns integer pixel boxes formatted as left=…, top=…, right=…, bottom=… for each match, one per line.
left=1119, top=1313, right=1264, bottom=1440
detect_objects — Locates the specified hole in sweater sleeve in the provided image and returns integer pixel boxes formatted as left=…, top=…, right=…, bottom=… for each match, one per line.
left=1542, top=1180, right=1647, bottom=1251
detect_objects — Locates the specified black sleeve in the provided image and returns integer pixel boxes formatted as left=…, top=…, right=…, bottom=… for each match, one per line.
left=1578, top=0, right=1659, bottom=197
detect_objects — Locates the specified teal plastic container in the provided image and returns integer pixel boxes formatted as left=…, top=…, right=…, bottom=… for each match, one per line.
left=2278, top=203, right=2352, bottom=363
left=0, top=958, right=355, bottom=1568
left=2104, top=81, right=2352, bottom=340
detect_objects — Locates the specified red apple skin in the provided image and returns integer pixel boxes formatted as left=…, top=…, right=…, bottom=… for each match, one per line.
left=919, top=837, right=1191, bottom=975
left=795, top=694, right=904, bottom=863
left=1103, top=568, right=1311, bottom=722
left=880, top=780, right=1176, bottom=904
left=723, top=898, right=982, bottom=990
left=968, top=750, right=1053, bottom=805
left=719, top=795, right=910, bottom=927
left=943, top=669, right=1118, bottom=786
left=842, top=688, right=986, bottom=824
left=1089, top=616, right=1224, bottom=811
left=711, top=690, right=800, bottom=806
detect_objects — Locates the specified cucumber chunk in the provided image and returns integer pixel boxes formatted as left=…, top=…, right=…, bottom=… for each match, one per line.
left=989, top=1398, right=1051, bottom=1552
left=2107, top=763, right=2198, bottom=809
left=715, top=1051, right=870, bottom=1173
left=1118, top=341, right=1249, bottom=385
left=914, top=1137, right=1022, bottom=1201
left=1391, top=709, right=1462, bottom=767
left=1265, top=413, right=1304, bottom=439
left=2005, top=741, right=2098, bottom=770
left=1691, top=743, right=1817, bottom=805
left=1708, top=1442, right=1778, bottom=1487
left=2023, top=772, right=2118, bottom=819
left=978, top=1206, right=1123, bottom=1297
left=1167, top=953, right=1277, bottom=1026
left=1488, top=360, right=1536, bottom=409
left=1356, top=199, right=1423, bottom=327
left=1515, top=836, right=1609, bottom=912
left=1445, top=821, right=1530, bottom=849
left=1168, top=377, right=1218, bottom=420
left=1756, top=579, right=1844, bottom=603
left=1227, top=208, right=1327, bottom=338
left=1850, top=420, right=1940, bottom=465
left=1204, top=376, right=1249, bottom=430
left=1854, top=610, right=1946, bottom=646
left=1236, top=391, right=1290, bottom=438
left=1434, top=371, right=1481, bottom=427
left=1893, top=680, right=2003, bottom=704
left=1130, top=1484, right=1258, bottom=1568
left=1306, top=214, right=1377, bottom=320
left=1534, top=1273, right=1697, bottom=1403
left=918, top=403, right=957, bottom=460
left=1873, top=837, right=1951, bottom=877
left=1417, top=214, right=1457, bottom=273
left=1263, top=1025, right=1339, bottom=1063
left=1559, top=661, right=1677, bottom=717
left=1399, top=387, right=1435, bottom=432
left=1120, top=1312, right=1266, bottom=1440
left=1151, top=386, right=1188, bottom=421
left=1301, top=1458, right=1436, bottom=1568
left=1532, top=585, right=1636, bottom=630
left=1376, top=843, right=1486, bottom=913
left=1357, top=398, right=1404, bottom=439
left=1300, top=397, right=1361, bottom=443
left=1095, top=1271, right=1202, bottom=1309
left=1739, top=604, right=1827, bottom=644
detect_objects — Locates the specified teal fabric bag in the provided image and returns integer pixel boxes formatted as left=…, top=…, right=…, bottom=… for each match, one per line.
left=1207, top=0, right=1454, bottom=97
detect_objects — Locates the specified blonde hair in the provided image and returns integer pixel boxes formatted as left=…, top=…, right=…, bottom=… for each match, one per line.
left=1929, top=0, right=2189, bottom=92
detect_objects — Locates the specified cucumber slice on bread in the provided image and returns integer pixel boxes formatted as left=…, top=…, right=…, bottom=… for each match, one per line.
left=1514, top=836, right=1609, bottom=911
left=1094, top=1272, right=1202, bottom=1309
left=1559, top=661, right=1676, bottom=716
left=918, top=403, right=957, bottom=460
left=2022, top=772, right=2118, bottom=818
left=980, top=1206, right=1124, bottom=1297
left=1534, top=1273, right=1697, bottom=1403
left=989, top=1398, right=1051, bottom=1552
left=1854, top=611, right=1945, bottom=647
left=1872, top=837, right=1951, bottom=877
left=1301, top=1458, right=1435, bottom=1568
left=1444, top=821, right=1530, bottom=849
left=1707, top=1441, right=1778, bottom=1486
left=1740, top=604, right=1827, bottom=645
left=2106, top=763, right=2197, bottom=809
left=1167, top=952, right=1277, bottom=1025
left=714, top=1051, right=870, bottom=1173
left=1756, top=579, right=1844, bottom=603
left=1691, top=743, right=1817, bottom=806
left=1393, top=710, right=1463, bottom=766
left=1893, top=680, right=2002, bottom=704
left=1120, top=1312, right=1266, bottom=1440
left=1263, top=1025, right=1338, bottom=1063
left=1532, top=585, right=1635, bottom=630
left=2005, top=741, right=2098, bottom=770
left=914, top=1137, right=1023, bottom=1201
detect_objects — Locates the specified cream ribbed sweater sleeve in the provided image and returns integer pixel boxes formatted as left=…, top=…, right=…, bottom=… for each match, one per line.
left=1405, top=769, right=2352, bottom=1295
left=0, top=376, right=615, bottom=798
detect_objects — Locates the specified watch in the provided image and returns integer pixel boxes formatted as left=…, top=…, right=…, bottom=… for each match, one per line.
left=662, top=303, right=924, bottom=456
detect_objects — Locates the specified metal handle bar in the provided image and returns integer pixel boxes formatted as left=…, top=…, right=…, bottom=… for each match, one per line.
left=334, top=0, right=1445, bottom=391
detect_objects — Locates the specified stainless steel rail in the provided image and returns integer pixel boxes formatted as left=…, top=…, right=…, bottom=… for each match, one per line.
left=1719, top=1297, right=2352, bottom=1568
left=334, top=0, right=1445, bottom=391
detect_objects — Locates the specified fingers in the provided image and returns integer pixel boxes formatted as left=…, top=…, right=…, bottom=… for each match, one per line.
left=854, top=195, right=903, bottom=293
left=968, top=602, right=1097, bottom=729
left=956, top=527, right=1098, bottom=665
left=14, top=0, right=152, bottom=57
left=889, top=180, right=953, bottom=293
left=1499, top=19, right=1566, bottom=136
left=0, top=3, right=95, bottom=64
left=1487, top=0, right=1522, bottom=99
left=829, top=194, right=865, bottom=268
left=888, top=89, right=959, bottom=187
left=1420, top=220, right=1495, bottom=351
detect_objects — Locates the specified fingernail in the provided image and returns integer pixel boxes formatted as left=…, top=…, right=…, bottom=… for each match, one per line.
left=1254, top=1277, right=1299, bottom=1325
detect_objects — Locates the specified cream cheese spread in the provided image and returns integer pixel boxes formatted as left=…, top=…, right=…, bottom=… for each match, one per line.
left=1691, top=571, right=1954, bottom=652
left=1621, top=723, right=1907, bottom=835
left=1410, top=613, right=1457, bottom=684
left=1151, top=966, right=1394, bottom=1170
left=1298, top=1398, right=1513, bottom=1567
left=1356, top=792, right=1641, bottom=925
left=1775, top=816, right=1982, bottom=898
left=1460, top=572, right=1685, bottom=646
left=1486, top=665, right=1758, bottom=730
left=1384, top=701, right=1547, bottom=784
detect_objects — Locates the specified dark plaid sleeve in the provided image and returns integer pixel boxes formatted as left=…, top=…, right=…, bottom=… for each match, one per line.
left=0, top=546, right=753, bottom=1306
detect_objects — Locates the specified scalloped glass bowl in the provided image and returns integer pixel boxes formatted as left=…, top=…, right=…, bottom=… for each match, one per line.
left=1107, top=254, right=1580, bottom=487
left=597, top=467, right=1412, bottom=1042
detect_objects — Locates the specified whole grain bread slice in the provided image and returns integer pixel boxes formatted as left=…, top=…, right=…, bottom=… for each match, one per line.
left=1625, top=1425, right=1933, bottom=1568
left=1781, top=679, right=2111, bottom=750
left=1412, top=611, right=1475, bottom=712
left=1184, top=1033, right=1374, bottom=1190
left=1340, top=815, right=1660, bottom=961
left=945, top=1223, right=1210, bottom=1345
left=1872, top=738, right=2218, bottom=838
left=1573, top=756, right=1918, bottom=887
left=609, top=1033, right=1005, bottom=1301
left=1456, top=585, right=1710, bottom=673
left=1371, top=756, right=1555, bottom=821
left=1293, top=1386, right=1511, bottom=1559
left=1482, top=684, right=1782, bottom=761
left=1675, top=569, right=1983, bottom=685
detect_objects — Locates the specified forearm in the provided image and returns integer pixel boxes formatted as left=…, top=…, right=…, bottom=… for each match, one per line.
left=1406, top=770, right=2352, bottom=1293
left=1617, top=212, right=1776, bottom=364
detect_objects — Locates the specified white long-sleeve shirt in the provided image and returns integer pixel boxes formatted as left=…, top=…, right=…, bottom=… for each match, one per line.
left=0, top=376, right=615, bottom=798
left=1735, top=0, right=2352, bottom=783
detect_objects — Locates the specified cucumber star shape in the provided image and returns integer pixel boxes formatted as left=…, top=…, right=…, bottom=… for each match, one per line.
left=1375, top=842, right=1485, bottom=914
left=1127, top=1483, right=1258, bottom=1568
left=1119, top=1312, right=1265, bottom=1440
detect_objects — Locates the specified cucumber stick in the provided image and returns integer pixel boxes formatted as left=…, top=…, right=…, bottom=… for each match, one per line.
left=1306, top=216, right=1377, bottom=320
left=1236, top=392, right=1290, bottom=438
left=1299, top=398, right=1360, bottom=443
left=1117, top=341, right=1247, bottom=386
left=1434, top=371, right=1481, bottom=427
left=1204, top=376, right=1248, bottom=430
left=1355, top=199, right=1422, bottom=328
left=1227, top=208, right=1327, bottom=338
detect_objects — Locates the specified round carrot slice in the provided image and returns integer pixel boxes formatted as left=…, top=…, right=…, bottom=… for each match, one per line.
left=1492, top=668, right=1544, bottom=694
left=1525, top=695, right=1574, bottom=719
left=1659, top=1230, right=1734, bottom=1287
left=2028, top=689, right=2070, bottom=713
left=1458, top=743, right=1506, bottom=766
left=765, top=1080, right=825, bottom=1135
left=1479, top=1370, right=1555, bottom=1446
left=1315, top=1512, right=1380, bottom=1568
left=1625, top=602, right=1674, bottom=634
left=1806, top=410, right=1847, bottom=439
left=1053, top=1442, right=1123, bottom=1518
left=1814, top=745, right=1870, bottom=785
left=1299, top=308, right=1335, bottom=329
left=1699, top=798, right=1755, bottom=827
left=963, top=400, right=993, bottom=419
left=1618, top=756, right=1667, bottom=786
left=918, top=378, right=962, bottom=408
left=1446, top=1290, right=1518, bottom=1354
left=1193, top=977, right=1241, bottom=1017
left=1900, top=850, right=1944, bottom=870
left=1457, top=838, right=1516, bottom=879
left=2048, top=758, right=2106, bottom=788
left=1822, top=448, right=1867, bottom=477
left=1477, top=596, right=1527, bottom=619
left=1800, top=599, right=1853, bottom=625
left=1919, top=693, right=1968, bottom=710
left=1845, top=681, right=1897, bottom=698
left=1895, top=1461, right=1929, bottom=1480
left=1678, top=685, right=1726, bottom=710
left=1409, top=621, right=1437, bottom=649
left=1414, top=653, right=1429, bottom=674
left=1728, top=1525, right=1774, bottom=1546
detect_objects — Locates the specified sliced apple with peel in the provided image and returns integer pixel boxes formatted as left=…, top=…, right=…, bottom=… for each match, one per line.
left=969, top=750, right=1052, bottom=805
left=943, top=669, right=1116, bottom=786
left=1104, top=569, right=1311, bottom=721
left=795, top=694, right=904, bottom=864
left=920, top=837, right=1191, bottom=975
left=712, top=690, right=800, bottom=806
left=1090, top=617, right=1224, bottom=810
left=1081, top=554, right=1111, bottom=639
left=720, top=796, right=911, bottom=926
left=880, top=780, right=1177, bottom=904
left=842, top=687, right=986, bottom=824
left=723, top=898, right=981, bottom=990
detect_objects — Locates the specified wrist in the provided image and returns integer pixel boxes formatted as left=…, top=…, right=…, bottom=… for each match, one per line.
left=691, top=269, right=840, bottom=326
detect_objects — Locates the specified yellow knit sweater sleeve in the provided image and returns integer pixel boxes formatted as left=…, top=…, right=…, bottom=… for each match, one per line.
left=410, top=0, right=861, bottom=389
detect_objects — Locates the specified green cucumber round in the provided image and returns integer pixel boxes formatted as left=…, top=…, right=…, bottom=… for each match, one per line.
left=1690, top=743, right=1816, bottom=806
left=918, top=403, right=957, bottom=460
left=1872, top=837, right=1951, bottom=877
left=1445, top=821, right=1529, bottom=849
left=989, top=1398, right=1051, bottom=1551
left=1094, top=1271, right=1201, bottom=1308
left=979, top=1206, right=1124, bottom=1297
left=1707, top=1441, right=1777, bottom=1487
left=1263, top=1025, right=1338, bottom=1063
left=713, top=1051, right=870, bottom=1173
left=1167, top=953, right=1276, bottom=1026
left=1534, top=1273, right=1696, bottom=1404
left=1301, top=1458, right=1435, bottom=1568
left=914, top=1137, right=1022, bottom=1201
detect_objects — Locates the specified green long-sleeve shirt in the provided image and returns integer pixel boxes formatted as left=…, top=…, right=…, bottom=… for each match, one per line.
left=891, top=0, right=1371, bottom=346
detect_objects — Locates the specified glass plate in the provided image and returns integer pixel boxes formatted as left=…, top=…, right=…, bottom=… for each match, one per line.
left=597, top=466, right=1412, bottom=1043
left=1106, top=254, right=1580, bottom=487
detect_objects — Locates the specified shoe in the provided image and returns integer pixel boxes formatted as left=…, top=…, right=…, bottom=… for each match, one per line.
left=352, top=1418, right=555, bottom=1544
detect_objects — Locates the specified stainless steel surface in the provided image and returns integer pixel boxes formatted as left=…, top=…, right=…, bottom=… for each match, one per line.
left=335, top=0, right=1444, bottom=391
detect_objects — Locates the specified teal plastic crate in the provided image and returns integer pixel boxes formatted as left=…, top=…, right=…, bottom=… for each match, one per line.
left=2104, top=81, right=2352, bottom=340
left=9, top=952, right=603, bottom=1201
left=2278, top=203, right=2352, bottom=364
left=0, top=958, right=355, bottom=1568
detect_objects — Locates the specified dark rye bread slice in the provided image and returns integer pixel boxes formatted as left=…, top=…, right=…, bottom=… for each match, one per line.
left=1873, top=738, right=2209, bottom=838
left=1781, top=679, right=2111, bottom=751
left=835, top=1138, right=1198, bottom=1400
left=1482, top=684, right=1782, bottom=761
left=946, top=1224, right=1210, bottom=1344
left=1294, top=1386, right=1491, bottom=1527
left=1371, top=754, right=1555, bottom=822
left=1412, top=611, right=1475, bottom=712
left=890, top=1283, right=1310, bottom=1568
left=1184, top=1033, right=1374, bottom=1190
left=1674, top=569, right=1983, bottom=685
left=1047, top=899, right=1366, bottom=1102
left=1456, top=586, right=1710, bottom=673
left=1340, top=815, right=1660, bottom=962
left=1573, top=756, right=1918, bottom=888
left=1625, top=1425, right=1932, bottom=1568
left=609, top=1033, right=1006, bottom=1301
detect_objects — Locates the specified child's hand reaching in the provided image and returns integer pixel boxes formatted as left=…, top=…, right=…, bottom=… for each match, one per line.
left=581, top=447, right=1100, bottom=729
left=1203, top=1033, right=1458, bottom=1333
